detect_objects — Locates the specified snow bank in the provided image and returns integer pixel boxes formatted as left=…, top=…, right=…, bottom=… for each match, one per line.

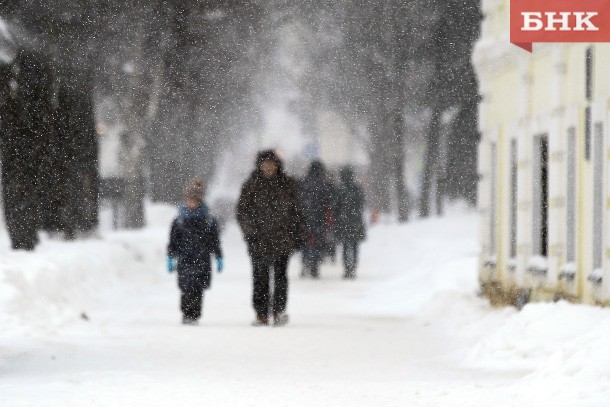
left=0, top=202, right=176, bottom=336
left=461, top=302, right=610, bottom=405
left=466, top=302, right=606, bottom=368
left=356, top=206, right=481, bottom=316
left=3, top=202, right=610, bottom=406
left=356, top=205, right=610, bottom=405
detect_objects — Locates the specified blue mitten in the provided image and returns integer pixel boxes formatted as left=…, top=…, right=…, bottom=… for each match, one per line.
left=167, top=256, right=175, bottom=273
left=216, top=257, right=224, bottom=273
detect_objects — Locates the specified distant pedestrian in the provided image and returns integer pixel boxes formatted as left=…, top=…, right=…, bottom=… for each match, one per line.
left=336, top=167, right=366, bottom=279
left=236, top=150, right=305, bottom=326
left=324, top=173, right=339, bottom=264
left=167, top=179, right=223, bottom=325
left=299, top=161, right=334, bottom=278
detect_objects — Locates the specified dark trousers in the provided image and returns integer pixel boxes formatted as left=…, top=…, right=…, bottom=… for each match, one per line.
left=303, top=242, right=323, bottom=278
left=252, top=255, right=289, bottom=317
left=343, top=241, right=359, bottom=277
left=181, top=288, right=204, bottom=320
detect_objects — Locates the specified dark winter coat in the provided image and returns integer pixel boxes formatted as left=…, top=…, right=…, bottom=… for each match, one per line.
left=336, top=180, right=366, bottom=243
left=236, top=168, right=305, bottom=257
left=300, top=172, right=334, bottom=238
left=168, top=204, right=222, bottom=291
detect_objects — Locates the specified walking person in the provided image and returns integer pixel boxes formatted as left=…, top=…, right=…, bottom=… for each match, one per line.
left=236, top=150, right=305, bottom=326
left=335, top=167, right=366, bottom=279
left=299, top=160, right=333, bottom=278
left=167, top=179, right=223, bottom=325
left=324, top=173, right=339, bottom=264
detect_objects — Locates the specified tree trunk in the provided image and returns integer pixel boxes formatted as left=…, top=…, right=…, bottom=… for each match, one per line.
left=419, top=103, right=441, bottom=218
left=150, top=2, right=192, bottom=203
left=446, top=97, right=480, bottom=206
left=122, top=25, right=147, bottom=229
left=436, top=170, right=444, bottom=217
left=390, top=110, right=409, bottom=222
left=369, top=112, right=392, bottom=214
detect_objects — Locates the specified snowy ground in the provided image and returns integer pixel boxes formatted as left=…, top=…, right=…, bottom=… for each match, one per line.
left=1, top=204, right=610, bottom=406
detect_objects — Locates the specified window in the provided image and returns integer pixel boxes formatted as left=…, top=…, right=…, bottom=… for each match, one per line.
left=593, top=123, right=604, bottom=269
left=510, top=139, right=518, bottom=259
left=585, top=47, right=594, bottom=161
left=566, top=127, right=577, bottom=263
left=533, top=135, right=549, bottom=257
left=585, top=106, right=592, bottom=161
left=490, top=142, right=497, bottom=255
left=585, top=47, right=593, bottom=102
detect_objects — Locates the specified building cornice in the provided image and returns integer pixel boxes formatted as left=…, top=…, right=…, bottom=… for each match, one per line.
left=473, top=35, right=562, bottom=78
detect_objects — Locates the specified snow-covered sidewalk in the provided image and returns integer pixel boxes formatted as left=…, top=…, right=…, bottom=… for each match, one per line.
left=1, top=205, right=609, bottom=406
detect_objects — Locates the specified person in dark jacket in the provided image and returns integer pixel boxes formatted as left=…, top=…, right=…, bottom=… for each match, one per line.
left=335, top=167, right=366, bottom=279
left=236, top=150, right=305, bottom=326
left=299, top=160, right=334, bottom=278
left=168, top=179, right=223, bottom=325
left=323, top=173, right=339, bottom=263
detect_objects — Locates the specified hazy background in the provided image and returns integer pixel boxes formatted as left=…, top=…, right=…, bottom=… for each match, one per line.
left=0, top=0, right=480, bottom=248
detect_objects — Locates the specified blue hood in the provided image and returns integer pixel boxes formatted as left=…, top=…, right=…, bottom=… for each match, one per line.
left=178, top=203, right=210, bottom=222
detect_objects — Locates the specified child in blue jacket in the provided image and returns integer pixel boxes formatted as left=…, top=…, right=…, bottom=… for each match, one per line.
left=167, top=179, right=223, bottom=325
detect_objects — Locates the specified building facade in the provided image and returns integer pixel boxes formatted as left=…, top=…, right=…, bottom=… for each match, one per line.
left=474, top=0, right=610, bottom=306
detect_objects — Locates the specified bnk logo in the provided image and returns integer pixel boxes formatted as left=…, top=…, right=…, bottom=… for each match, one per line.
left=510, top=0, right=610, bottom=52
left=522, top=12, right=599, bottom=32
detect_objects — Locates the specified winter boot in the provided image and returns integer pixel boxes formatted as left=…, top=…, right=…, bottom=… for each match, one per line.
left=343, top=266, right=356, bottom=279
left=273, top=312, right=289, bottom=327
left=252, top=315, right=269, bottom=326
left=182, top=317, right=199, bottom=325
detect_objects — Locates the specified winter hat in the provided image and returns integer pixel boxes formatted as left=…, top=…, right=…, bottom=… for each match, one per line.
left=308, top=160, right=325, bottom=177
left=340, top=167, right=355, bottom=184
left=256, top=149, right=283, bottom=171
left=184, top=178, right=205, bottom=202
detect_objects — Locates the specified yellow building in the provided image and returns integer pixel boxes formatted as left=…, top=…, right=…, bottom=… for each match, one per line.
left=474, top=0, right=610, bottom=306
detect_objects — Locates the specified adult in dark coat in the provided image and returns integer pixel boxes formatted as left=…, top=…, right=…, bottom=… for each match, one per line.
left=299, top=160, right=333, bottom=278
left=168, top=179, right=223, bottom=325
left=335, top=167, right=366, bottom=279
left=236, top=150, right=305, bottom=326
